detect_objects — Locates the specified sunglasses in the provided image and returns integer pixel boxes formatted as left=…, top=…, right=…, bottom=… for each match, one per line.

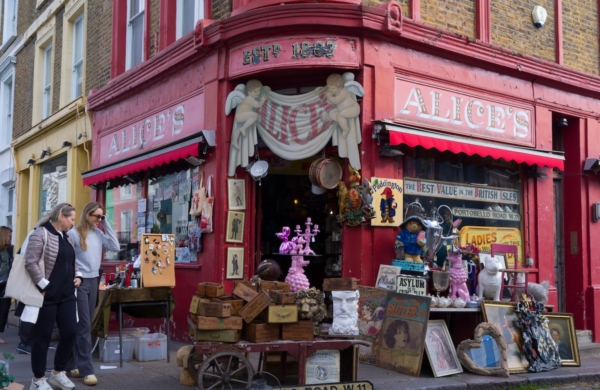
left=90, top=214, right=105, bottom=220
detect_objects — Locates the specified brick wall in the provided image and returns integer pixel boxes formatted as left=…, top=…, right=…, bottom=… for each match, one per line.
left=85, top=0, right=113, bottom=96
left=17, top=0, right=54, bottom=36
left=421, top=0, right=475, bottom=37
left=52, top=6, right=64, bottom=114
left=362, top=0, right=409, bottom=18
left=563, top=0, right=599, bottom=75
left=13, top=41, right=35, bottom=140
left=212, top=0, right=231, bottom=20
left=149, top=0, right=160, bottom=58
left=491, top=0, right=555, bottom=62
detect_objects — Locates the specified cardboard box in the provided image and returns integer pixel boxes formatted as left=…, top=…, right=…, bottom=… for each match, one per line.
left=190, top=314, right=243, bottom=330
left=197, top=282, right=224, bottom=298
left=189, top=295, right=211, bottom=314
left=260, top=281, right=291, bottom=292
left=238, top=291, right=273, bottom=323
left=282, top=321, right=315, bottom=341
left=197, top=302, right=231, bottom=318
left=322, top=278, right=358, bottom=291
left=261, top=305, right=298, bottom=324
left=244, top=321, right=280, bottom=343
left=188, top=317, right=241, bottom=342
left=267, top=290, right=296, bottom=304
left=211, top=297, right=245, bottom=316
left=233, top=282, right=259, bottom=303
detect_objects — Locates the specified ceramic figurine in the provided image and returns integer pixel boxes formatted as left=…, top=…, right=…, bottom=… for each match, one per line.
left=395, top=215, right=426, bottom=262
left=447, top=251, right=470, bottom=302
left=476, top=256, right=503, bottom=301
left=330, top=290, right=360, bottom=336
left=276, top=226, right=293, bottom=254
left=285, top=255, right=310, bottom=292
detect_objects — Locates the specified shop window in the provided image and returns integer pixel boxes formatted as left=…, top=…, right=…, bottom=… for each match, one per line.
left=176, top=0, right=204, bottom=39
left=71, top=14, right=84, bottom=99
left=2, top=0, right=17, bottom=47
left=127, top=0, right=145, bottom=70
left=42, top=44, right=53, bottom=119
left=120, top=184, right=133, bottom=200
left=4, top=184, right=13, bottom=229
left=38, top=155, right=68, bottom=220
left=105, top=182, right=139, bottom=261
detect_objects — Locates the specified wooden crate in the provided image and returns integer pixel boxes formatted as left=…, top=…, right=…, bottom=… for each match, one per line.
left=188, top=317, right=241, bottom=342
left=189, top=314, right=243, bottom=330
left=189, top=295, right=211, bottom=315
left=197, top=282, right=224, bottom=298
left=260, top=281, right=291, bottom=292
left=260, top=305, right=298, bottom=324
left=244, top=321, right=280, bottom=343
left=238, top=291, right=272, bottom=323
left=233, top=283, right=259, bottom=303
left=197, top=302, right=231, bottom=317
left=235, top=280, right=260, bottom=291
left=322, top=278, right=358, bottom=291
left=281, top=321, right=315, bottom=341
left=267, top=290, right=296, bottom=304
left=211, top=297, right=244, bottom=316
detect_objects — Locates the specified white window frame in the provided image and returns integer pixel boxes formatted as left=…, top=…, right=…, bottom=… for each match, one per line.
left=5, top=185, right=13, bottom=229
left=120, top=184, right=133, bottom=200
left=121, top=209, right=132, bottom=242
left=176, top=0, right=204, bottom=39
left=42, top=44, right=53, bottom=119
left=0, top=72, right=14, bottom=149
left=2, top=0, right=17, bottom=46
left=71, top=14, right=84, bottom=99
left=126, top=0, right=145, bottom=70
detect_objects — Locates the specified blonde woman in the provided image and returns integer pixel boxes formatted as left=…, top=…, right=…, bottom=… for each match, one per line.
left=66, top=202, right=119, bottom=387
left=24, top=203, right=81, bottom=390
left=0, top=226, right=13, bottom=344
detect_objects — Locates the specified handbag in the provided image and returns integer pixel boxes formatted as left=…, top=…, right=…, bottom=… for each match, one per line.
left=5, top=228, right=47, bottom=308
left=200, top=175, right=214, bottom=233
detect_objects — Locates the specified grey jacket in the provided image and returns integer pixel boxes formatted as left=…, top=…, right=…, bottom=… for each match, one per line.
left=24, top=227, right=82, bottom=288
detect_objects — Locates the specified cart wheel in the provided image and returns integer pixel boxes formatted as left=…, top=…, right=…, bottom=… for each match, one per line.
left=188, top=350, right=209, bottom=384
left=197, top=351, right=253, bottom=390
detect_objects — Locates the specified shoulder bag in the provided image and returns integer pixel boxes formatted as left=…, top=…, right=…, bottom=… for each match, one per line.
left=5, top=228, right=47, bottom=308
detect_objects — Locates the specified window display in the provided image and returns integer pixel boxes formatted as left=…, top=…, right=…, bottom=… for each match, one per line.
left=38, top=155, right=68, bottom=220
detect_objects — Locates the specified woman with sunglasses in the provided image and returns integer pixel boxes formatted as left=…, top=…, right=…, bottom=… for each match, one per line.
left=66, top=202, right=119, bottom=387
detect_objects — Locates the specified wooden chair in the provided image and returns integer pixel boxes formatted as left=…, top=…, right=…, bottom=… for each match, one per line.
left=491, top=243, right=529, bottom=301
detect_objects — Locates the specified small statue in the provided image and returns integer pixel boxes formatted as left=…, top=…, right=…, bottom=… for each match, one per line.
left=447, top=251, right=470, bottom=302
left=276, top=226, right=293, bottom=254
left=295, top=288, right=327, bottom=335
left=285, top=255, right=310, bottom=292
left=395, top=215, right=426, bottom=262
left=330, top=290, right=360, bottom=336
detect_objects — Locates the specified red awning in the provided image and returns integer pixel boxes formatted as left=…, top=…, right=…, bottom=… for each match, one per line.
left=82, top=137, right=202, bottom=186
left=386, top=124, right=564, bottom=170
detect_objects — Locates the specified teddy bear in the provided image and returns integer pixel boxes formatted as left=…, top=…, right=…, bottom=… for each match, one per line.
left=395, top=215, right=426, bottom=262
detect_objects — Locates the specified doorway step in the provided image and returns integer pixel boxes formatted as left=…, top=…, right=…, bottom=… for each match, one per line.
left=577, top=329, right=600, bottom=357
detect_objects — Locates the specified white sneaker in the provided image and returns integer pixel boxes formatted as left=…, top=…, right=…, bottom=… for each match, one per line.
left=48, top=371, right=76, bottom=390
left=30, top=378, right=52, bottom=390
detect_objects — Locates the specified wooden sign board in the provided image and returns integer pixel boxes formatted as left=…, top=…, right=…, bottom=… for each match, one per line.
left=140, top=234, right=176, bottom=288
left=273, top=381, right=373, bottom=390
left=395, top=275, right=427, bottom=296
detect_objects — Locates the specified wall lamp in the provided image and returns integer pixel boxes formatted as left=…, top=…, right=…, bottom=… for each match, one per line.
left=583, top=158, right=600, bottom=175
left=27, top=158, right=36, bottom=165
left=379, top=143, right=404, bottom=157
left=526, top=171, right=548, bottom=179
left=122, top=175, right=138, bottom=185
left=62, top=141, right=72, bottom=148
left=40, top=147, right=51, bottom=159
left=553, top=117, right=569, bottom=128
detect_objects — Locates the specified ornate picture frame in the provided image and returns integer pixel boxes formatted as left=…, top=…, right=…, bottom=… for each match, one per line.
left=424, top=320, right=463, bottom=377
left=228, top=178, right=246, bottom=211
left=457, top=322, right=509, bottom=377
left=225, top=211, right=245, bottom=244
left=546, top=313, right=580, bottom=367
left=481, top=300, right=529, bottom=373
left=225, top=247, right=244, bottom=280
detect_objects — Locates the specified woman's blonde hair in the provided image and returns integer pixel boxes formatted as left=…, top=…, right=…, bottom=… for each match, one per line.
left=0, top=226, right=12, bottom=252
left=76, top=202, right=104, bottom=251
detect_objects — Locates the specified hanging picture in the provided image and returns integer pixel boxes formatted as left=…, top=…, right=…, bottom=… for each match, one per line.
left=376, top=265, right=401, bottom=290
left=226, top=247, right=244, bottom=279
left=225, top=211, right=245, bottom=244
left=228, top=178, right=246, bottom=211
left=370, top=178, right=403, bottom=227
left=357, top=286, right=387, bottom=365
left=376, top=292, right=431, bottom=376
left=424, top=320, right=463, bottom=377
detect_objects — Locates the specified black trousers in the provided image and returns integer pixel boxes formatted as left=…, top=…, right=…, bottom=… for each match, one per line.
left=31, top=297, right=77, bottom=378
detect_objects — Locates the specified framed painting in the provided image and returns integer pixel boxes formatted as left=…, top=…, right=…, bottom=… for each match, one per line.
left=546, top=313, right=580, bottom=366
left=481, top=301, right=529, bottom=373
left=376, top=265, right=401, bottom=290
left=424, top=320, right=463, bottom=377
left=226, top=247, right=244, bottom=280
left=228, top=178, right=246, bottom=211
left=225, top=211, right=245, bottom=244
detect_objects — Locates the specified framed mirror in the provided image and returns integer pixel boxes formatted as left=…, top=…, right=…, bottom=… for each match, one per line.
left=457, top=322, right=509, bottom=377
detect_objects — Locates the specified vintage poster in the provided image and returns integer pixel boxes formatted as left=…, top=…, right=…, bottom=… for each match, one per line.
left=396, top=275, right=427, bottom=296
left=357, top=286, right=387, bottom=365
left=377, top=292, right=431, bottom=376
left=370, top=178, right=403, bottom=227
left=376, top=265, right=401, bottom=290
left=459, top=226, right=523, bottom=266
left=305, top=350, right=340, bottom=385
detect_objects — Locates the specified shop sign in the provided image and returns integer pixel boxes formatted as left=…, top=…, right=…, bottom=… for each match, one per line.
left=396, top=275, right=427, bottom=296
left=404, top=178, right=520, bottom=205
left=453, top=207, right=521, bottom=221
left=229, top=36, right=359, bottom=77
left=370, top=178, right=403, bottom=227
left=394, top=77, right=534, bottom=147
left=274, top=381, right=373, bottom=390
left=98, top=93, right=205, bottom=167
left=305, top=350, right=340, bottom=385
left=458, top=226, right=523, bottom=266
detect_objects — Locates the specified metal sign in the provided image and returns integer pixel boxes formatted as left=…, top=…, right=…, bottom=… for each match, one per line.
left=396, top=275, right=427, bottom=296
left=452, top=207, right=521, bottom=221
left=404, top=177, right=520, bottom=204
left=274, top=380, right=373, bottom=390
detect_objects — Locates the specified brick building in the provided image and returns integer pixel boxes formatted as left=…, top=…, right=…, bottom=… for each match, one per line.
left=81, top=0, right=600, bottom=345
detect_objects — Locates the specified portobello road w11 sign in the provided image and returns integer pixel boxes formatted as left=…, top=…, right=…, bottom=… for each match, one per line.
left=404, top=178, right=520, bottom=205
left=395, top=76, right=534, bottom=147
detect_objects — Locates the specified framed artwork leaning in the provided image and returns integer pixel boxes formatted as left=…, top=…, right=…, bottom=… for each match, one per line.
left=424, top=320, right=463, bottom=377
left=546, top=313, right=580, bottom=366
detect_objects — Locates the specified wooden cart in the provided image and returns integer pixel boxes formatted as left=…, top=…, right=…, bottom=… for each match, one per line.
left=188, top=339, right=370, bottom=390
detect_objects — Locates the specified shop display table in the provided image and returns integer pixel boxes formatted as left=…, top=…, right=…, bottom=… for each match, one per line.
left=91, top=287, right=176, bottom=367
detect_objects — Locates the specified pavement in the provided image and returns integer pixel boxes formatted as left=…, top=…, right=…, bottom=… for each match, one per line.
left=1, top=318, right=600, bottom=390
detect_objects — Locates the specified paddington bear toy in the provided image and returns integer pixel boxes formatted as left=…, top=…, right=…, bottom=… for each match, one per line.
left=395, top=215, right=426, bottom=262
